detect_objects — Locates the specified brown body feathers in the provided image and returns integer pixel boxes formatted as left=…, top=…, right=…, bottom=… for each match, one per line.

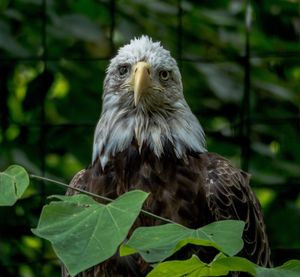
left=62, top=143, right=271, bottom=276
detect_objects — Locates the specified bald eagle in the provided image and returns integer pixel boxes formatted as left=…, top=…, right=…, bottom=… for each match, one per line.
left=62, top=36, right=271, bottom=276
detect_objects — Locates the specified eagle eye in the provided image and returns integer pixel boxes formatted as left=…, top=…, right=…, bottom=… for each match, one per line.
left=159, top=70, right=170, bottom=81
left=118, top=65, right=129, bottom=76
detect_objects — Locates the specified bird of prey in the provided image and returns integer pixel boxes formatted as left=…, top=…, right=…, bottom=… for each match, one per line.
left=62, top=36, right=271, bottom=276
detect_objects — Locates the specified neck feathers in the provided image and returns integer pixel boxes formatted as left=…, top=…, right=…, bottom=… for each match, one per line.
left=93, top=97, right=206, bottom=168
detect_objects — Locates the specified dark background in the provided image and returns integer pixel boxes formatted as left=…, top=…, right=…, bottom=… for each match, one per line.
left=0, top=0, right=300, bottom=276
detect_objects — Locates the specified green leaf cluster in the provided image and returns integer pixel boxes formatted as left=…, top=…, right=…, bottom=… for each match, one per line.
left=148, top=255, right=300, bottom=277
left=1, top=166, right=300, bottom=277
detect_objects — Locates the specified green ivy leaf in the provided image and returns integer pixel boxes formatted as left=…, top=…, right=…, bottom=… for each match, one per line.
left=120, top=220, right=245, bottom=263
left=147, top=254, right=257, bottom=277
left=32, top=190, right=149, bottom=277
left=256, top=259, right=300, bottom=277
left=148, top=255, right=206, bottom=277
left=0, top=165, right=29, bottom=206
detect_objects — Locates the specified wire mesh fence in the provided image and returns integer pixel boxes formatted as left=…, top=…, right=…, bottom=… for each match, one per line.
left=0, top=0, right=300, bottom=275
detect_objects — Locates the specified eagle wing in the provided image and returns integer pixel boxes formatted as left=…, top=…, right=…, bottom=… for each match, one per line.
left=65, top=169, right=87, bottom=196
left=203, top=153, right=271, bottom=267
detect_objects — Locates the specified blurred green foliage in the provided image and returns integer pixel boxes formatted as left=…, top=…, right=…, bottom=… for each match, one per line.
left=0, top=0, right=299, bottom=276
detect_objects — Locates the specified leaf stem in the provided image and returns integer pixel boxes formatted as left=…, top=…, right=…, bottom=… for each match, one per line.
left=30, top=174, right=176, bottom=225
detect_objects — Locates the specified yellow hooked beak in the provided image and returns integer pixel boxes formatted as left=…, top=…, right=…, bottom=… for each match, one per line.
left=132, top=61, right=151, bottom=106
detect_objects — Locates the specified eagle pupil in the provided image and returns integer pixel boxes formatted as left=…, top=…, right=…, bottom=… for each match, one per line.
left=119, top=65, right=128, bottom=76
left=159, top=70, right=169, bottom=81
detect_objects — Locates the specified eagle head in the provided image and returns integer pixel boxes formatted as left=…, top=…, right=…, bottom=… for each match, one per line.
left=104, top=36, right=183, bottom=111
left=93, top=36, right=206, bottom=167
